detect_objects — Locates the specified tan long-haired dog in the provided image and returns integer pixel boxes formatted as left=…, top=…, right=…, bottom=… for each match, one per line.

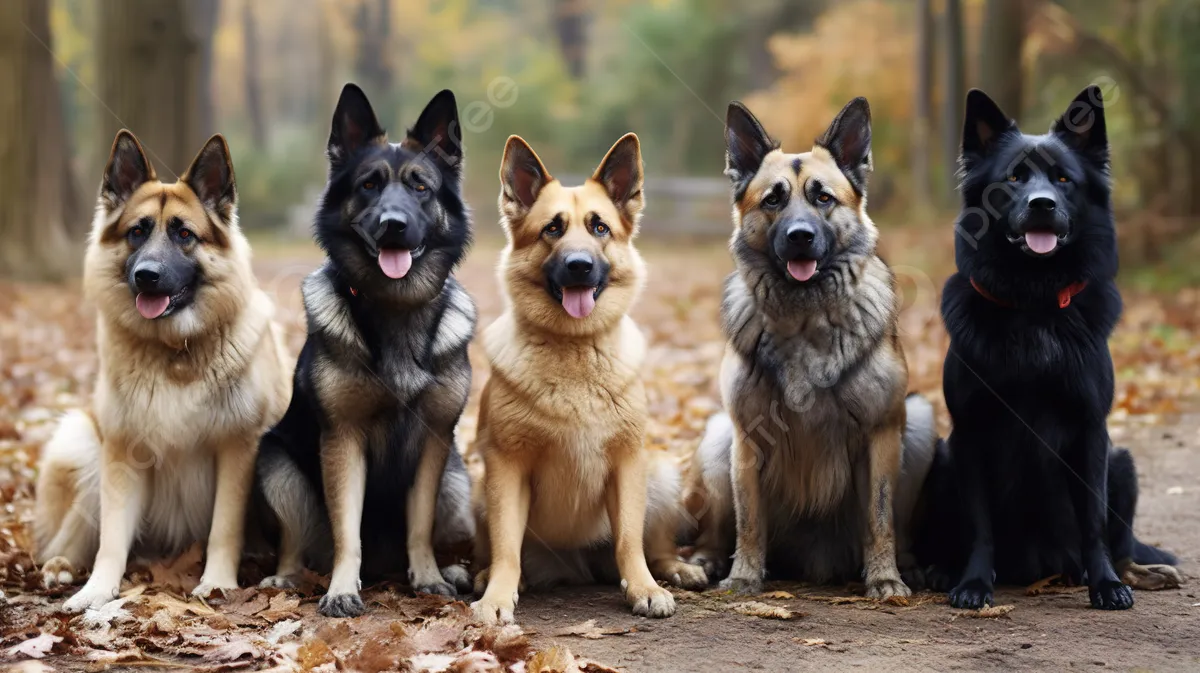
left=470, top=134, right=705, bottom=625
left=34, top=131, right=291, bottom=612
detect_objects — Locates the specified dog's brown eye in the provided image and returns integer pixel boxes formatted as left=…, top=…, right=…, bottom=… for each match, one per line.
left=1008, top=174, right=1019, bottom=182
left=1058, top=175, right=1069, bottom=183
left=130, top=226, right=145, bottom=238
left=415, top=183, right=427, bottom=192
left=817, top=193, right=833, bottom=204
left=762, top=193, right=782, bottom=208
left=363, top=181, right=376, bottom=191
left=594, top=222, right=609, bottom=236
left=178, top=228, right=191, bottom=239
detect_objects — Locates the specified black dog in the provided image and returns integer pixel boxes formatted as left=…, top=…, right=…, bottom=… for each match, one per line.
left=924, top=86, right=1180, bottom=610
left=256, top=84, right=477, bottom=617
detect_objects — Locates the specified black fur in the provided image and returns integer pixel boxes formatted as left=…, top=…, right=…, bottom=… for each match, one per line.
left=918, top=86, right=1176, bottom=610
left=256, top=85, right=476, bottom=611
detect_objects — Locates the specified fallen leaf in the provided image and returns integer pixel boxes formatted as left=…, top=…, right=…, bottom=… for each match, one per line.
left=550, top=619, right=632, bottom=639
left=204, top=637, right=264, bottom=662
left=729, top=601, right=800, bottom=620
left=258, top=591, right=301, bottom=622
left=80, top=597, right=131, bottom=628
left=759, top=590, right=796, bottom=600
left=148, top=543, right=203, bottom=594
left=528, top=645, right=582, bottom=673
left=963, top=604, right=1015, bottom=618
left=266, top=619, right=303, bottom=645
left=800, top=638, right=827, bottom=647
left=6, top=632, right=63, bottom=659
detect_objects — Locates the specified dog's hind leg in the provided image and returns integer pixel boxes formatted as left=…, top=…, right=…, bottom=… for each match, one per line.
left=257, top=444, right=322, bottom=589
left=895, top=395, right=937, bottom=588
left=432, top=450, right=474, bottom=594
left=318, top=430, right=368, bottom=618
left=35, top=411, right=102, bottom=588
left=1107, top=447, right=1184, bottom=591
left=685, top=413, right=735, bottom=582
left=645, top=454, right=708, bottom=590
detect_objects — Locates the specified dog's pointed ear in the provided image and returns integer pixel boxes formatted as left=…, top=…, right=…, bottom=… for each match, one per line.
left=1052, top=85, right=1109, bottom=168
left=182, top=134, right=237, bottom=222
left=591, top=133, right=644, bottom=223
left=102, top=130, right=156, bottom=209
left=725, top=102, right=775, bottom=187
left=962, top=89, right=1016, bottom=159
left=816, top=97, right=872, bottom=194
left=328, top=83, right=386, bottom=166
left=405, top=89, right=463, bottom=181
left=500, top=135, right=552, bottom=220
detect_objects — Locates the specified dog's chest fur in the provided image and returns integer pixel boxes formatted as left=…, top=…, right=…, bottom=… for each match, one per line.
left=720, top=265, right=902, bottom=516
left=482, top=313, right=647, bottom=546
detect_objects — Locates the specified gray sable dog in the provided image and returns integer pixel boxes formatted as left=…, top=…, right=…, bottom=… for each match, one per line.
left=255, top=84, right=476, bottom=618
left=683, top=98, right=938, bottom=598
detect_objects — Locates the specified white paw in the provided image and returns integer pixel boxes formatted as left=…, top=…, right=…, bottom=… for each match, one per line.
left=64, top=584, right=120, bottom=613
left=866, top=577, right=911, bottom=601
left=470, top=594, right=516, bottom=625
left=623, top=579, right=676, bottom=618
left=192, top=579, right=238, bottom=600
left=440, top=564, right=472, bottom=594
left=258, top=574, right=298, bottom=590
left=41, top=557, right=76, bottom=589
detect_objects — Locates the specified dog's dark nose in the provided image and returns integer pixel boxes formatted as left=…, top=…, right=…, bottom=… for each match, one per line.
left=133, top=263, right=164, bottom=291
left=381, top=215, right=407, bottom=232
left=786, top=223, right=816, bottom=245
left=565, top=253, right=594, bottom=275
left=1029, top=196, right=1057, bottom=211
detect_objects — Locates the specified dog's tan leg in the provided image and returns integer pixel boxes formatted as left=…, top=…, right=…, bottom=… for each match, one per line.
left=645, top=455, right=707, bottom=590
left=720, top=424, right=767, bottom=594
left=407, top=430, right=456, bottom=596
left=63, top=439, right=148, bottom=612
left=470, top=455, right=530, bottom=625
left=319, top=430, right=368, bottom=618
left=606, top=442, right=675, bottom=618
left=863, top=423, right=910, bottom=600
left=194, top=438, right=256, bottom=598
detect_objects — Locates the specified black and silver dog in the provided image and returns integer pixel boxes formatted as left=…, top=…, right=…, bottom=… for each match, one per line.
left=256, top=84, right=476, bottom=617
left=924, top=86, right=1181, bottom=610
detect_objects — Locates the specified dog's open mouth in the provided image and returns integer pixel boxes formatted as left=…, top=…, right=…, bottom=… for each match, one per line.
left=1010, top=230, right=1065, bottom=257
left=549, top=283, right=602, bottom=319
left=377, top=244, right=426, bottom=279
left=786, top=259, right=818, bottom=282
left=135, top=286, right=192, bottom=320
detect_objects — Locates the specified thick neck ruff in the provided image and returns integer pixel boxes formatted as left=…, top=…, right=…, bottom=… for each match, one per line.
left=970, top=277, right=1088, bottom=310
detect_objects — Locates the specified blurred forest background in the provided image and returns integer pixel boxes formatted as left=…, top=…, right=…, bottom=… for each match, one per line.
left=2, top=0, right=1200, bottom=285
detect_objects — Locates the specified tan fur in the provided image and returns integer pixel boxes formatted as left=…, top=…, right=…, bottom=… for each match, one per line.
left=35, top=131, right=291, bottom=612
left=470, top=135, right=703, bottom=625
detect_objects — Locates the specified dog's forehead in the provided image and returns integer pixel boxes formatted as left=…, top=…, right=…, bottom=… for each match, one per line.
left=527, top=180, right=622, bottom=225
left=746, top=148, right=854, bottom=202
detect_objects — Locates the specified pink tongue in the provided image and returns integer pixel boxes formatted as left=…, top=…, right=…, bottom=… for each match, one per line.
left=1025, top=231, right=1058, bottom=254
left=135, top=293, right=170, bottom=319
left=378, top=249, right=413, bottom=279
left=561, top=287, right=597, bottom=319
left=787, top=259, right=818, bottom=282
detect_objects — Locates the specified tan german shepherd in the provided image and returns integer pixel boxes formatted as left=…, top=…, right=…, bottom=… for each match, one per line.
left=684, top=99, right=937, bottom=597
left=470, top=134, right=705, bottom=625
left=34, top=131, right=291, bottom=612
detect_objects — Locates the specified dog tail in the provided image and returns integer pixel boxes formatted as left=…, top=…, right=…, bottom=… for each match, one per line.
left=34, top=410, right=102, bottom=563
left=1132, top=539, right=1178, bottom=566
left=902, top=393, right=938, bottom=466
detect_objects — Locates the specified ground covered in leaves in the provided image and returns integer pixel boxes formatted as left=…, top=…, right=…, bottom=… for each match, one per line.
left=2, top=240, right=1199, bottom=671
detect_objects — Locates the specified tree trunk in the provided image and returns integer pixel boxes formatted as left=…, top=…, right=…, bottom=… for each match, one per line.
left=243, top=0, right=266, bottom=149
left=553, top=0, right=588, bottom=79
left=96, top=0, right=202, bottom=179
left=979, top=0, right=1025, bottom=121
left=941, top=0, right=966, bottom=206
left=0, top=0, right=83, bottom=280
left=354, top=0, right=393, bottom=97
left=912, top=0, right=935, bottom=211
left=190, top=0, right=219, bottom=139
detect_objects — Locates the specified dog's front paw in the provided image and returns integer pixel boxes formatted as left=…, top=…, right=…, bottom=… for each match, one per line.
left=63, top=583, right=120, bottom=613
left=440, top=564, right=472, bottom=594
left=41, top=556, right=77, bottom=589
left=471, top=594, right=516, bottom=625
left=666, top=562, right=709, bottom=591
left=718, top=574, right=763, bottom=595
left=192, top=579, right=238, bottom=601
left=319, top=591, right=366, bottom=618
left=623, top=580, right=676, bottom=618
left=948, top=577, right=993, bottom=610
left=258, top=574, right=298, bottom=590
left=866, top=576, right=911, bottom=601
left=410, top=566, right=457, bottom=597
left=1090, top=580, right=1134, bottom=610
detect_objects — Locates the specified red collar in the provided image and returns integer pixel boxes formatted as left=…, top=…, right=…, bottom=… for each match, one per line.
left=970, top=277, right=1088, bottom=309
left=349, top=286, right=358, bottom=297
